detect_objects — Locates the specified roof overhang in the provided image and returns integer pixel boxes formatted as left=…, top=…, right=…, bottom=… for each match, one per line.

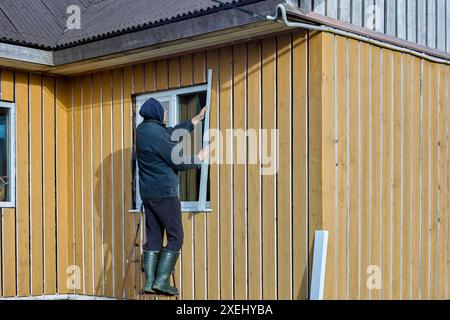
left=0, top=0, right=448, bottom=76
left=0, top=42, right=53, bottom=71
left=0, top=0, right=288, bottom=76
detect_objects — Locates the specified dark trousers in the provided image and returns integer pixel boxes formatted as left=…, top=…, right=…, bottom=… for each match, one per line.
left=142, top=197, right=184, bottom=252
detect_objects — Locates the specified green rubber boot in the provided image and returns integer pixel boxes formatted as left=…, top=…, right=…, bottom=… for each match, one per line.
left=143, top=251, right=160, bottom=293
left=152, top=249, right=180, bottom=296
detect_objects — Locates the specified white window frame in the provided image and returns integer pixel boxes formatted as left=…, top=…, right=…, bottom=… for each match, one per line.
left=0, top=101, right=16, bottom=208
left=134, top=70, right=212, bottom=213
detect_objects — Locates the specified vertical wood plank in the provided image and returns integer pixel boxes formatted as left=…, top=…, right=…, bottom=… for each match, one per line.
left=247, top=40, right=262, bottom=300
left=410, top=57, right=422, bottom=300
left=206, top=49, right=220, bottom=300
left=438, top=63, right=447, bottom=299
left=156, top=60, right=168, bottom=91
left=30, top=73, right=43, bottom=296
left=446, top=65, right=450, bottom=299
left=181, top=55, right=193, bottom=87
left=336, top=36, right=349, bottom=300
left=292, top=31, right=308, bottom=301
left=194, top=213, right=206, bottom=300
left=83, top=75, right=94, bottom=295
left=360, top=42, right=371, bottom=300
left=181, top=214, right=193, bottom=299
left=132, top=65, right=144, bottom=295
left=309, top=33, right=324, bottom=291
left=321, top=33, right=337, bottom=300
left=391, top=52, right=402, bottom=300
left=429, top=62, right=439, bottom=300
left=421, top=61, right=430, bottom=300
left=112, top=69, right=124, bottom=298
left=43, top=76, right=56, bottom=295
left=193, top=52, right=206, bottom=85
left=145, top=62, right=156, bottom=92
left=1, top=70, right=14, bottom=101
left=371, top=46, right=382, bottom=300
left=232, top=43, right=247, bottom=300
left=123, top=66, right=135, bottom=299
left=277, top=34, right=292, bottom=301
left=134, top=64, right=145, bottom=94
left=56, top=77, right=70, bottom=294
left=402, top=54, right=412, bottom=300
left=73, top=77, right=84, bottom=295
left=219, top=46, right=233, bottom=300
left=2, top=208, right=15, bottom=296
left=168, top=57, right=181, bottom=89
left=193, top=52, right=207, bottom=300
left=381, top=50, right=392, bottom=300
left=102, top=70, right=114, bottom=297
left=348, top=39, right=360, bottom=300
left=177, top=55, right=192, bottom=298
left=66, top=78, right=75, bottom=294
left=261, top=37, right=276, bottom=300
left=92, top=72, right=104, bottom=296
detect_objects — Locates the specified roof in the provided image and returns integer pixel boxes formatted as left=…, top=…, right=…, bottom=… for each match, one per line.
left=0, top=0, right=260, bottom=49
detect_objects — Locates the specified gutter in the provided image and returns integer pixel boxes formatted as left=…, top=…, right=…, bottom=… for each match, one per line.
left=267, top=3, right=450, bottom=65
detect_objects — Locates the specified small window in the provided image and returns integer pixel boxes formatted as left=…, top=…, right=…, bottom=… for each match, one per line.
left=0, top=101, right=15, bottom=208
left=132, top=71, right=212, bottom=213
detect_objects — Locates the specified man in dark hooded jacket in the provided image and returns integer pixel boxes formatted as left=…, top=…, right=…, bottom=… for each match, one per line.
left=136, top=97, right=208, bottom=296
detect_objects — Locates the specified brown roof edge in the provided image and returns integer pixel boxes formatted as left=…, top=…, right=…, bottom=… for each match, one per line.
left=284, top=4, right=450, bottom=61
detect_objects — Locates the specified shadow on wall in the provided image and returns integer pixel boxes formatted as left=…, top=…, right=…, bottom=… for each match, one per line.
left=92, top=148, right=136, bottom=298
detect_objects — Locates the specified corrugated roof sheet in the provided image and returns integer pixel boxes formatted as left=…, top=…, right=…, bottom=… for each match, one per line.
left=0, top=0, right=258, bottom=49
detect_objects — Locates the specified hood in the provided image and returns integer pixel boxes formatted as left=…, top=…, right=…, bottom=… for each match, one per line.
left=139, top=98, right=165, bottom=123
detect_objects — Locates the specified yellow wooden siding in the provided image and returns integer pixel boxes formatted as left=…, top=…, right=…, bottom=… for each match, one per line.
left=0, top=70, right=70, bottom=297
left=43, top=76, right=57, bottom=295
left=56, top=77, right=71, bottom=294
left=53, top=33, right=308, bottom=300
left=318, top=33, right=450, bottom=300
left=261, top=37, right=277, bottom=300
left=292, top=31, right=308, bottom=300
left=1, top=30, right=448, bottom=300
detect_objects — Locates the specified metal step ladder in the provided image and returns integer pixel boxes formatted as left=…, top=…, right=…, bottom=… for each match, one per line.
left=121, top=208, right=178, bottom=300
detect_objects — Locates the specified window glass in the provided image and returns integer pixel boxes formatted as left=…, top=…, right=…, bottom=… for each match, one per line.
left=0, top=108, right=10, bottom=202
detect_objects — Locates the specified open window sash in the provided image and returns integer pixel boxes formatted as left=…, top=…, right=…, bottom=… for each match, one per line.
left=197, top=69, right=212, bottom=212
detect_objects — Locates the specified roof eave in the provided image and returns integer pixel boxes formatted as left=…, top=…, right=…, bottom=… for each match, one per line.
left=0, top=0, right=286, bottom=75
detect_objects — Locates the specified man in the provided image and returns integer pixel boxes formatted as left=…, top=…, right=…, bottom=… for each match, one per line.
left=136, top=97, right=208, bottom=296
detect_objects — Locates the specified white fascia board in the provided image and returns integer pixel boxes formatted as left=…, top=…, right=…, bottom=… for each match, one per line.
left=0, top=42, right=54, bottom=66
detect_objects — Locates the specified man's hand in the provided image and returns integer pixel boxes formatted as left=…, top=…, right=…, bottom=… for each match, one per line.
left=197, top=147, right=209, bottom=162
left=192, top=107, right=207, bottom=126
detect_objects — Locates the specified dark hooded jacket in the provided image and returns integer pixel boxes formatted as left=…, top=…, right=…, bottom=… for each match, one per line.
left=136, top=98, right=200, bottom=199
